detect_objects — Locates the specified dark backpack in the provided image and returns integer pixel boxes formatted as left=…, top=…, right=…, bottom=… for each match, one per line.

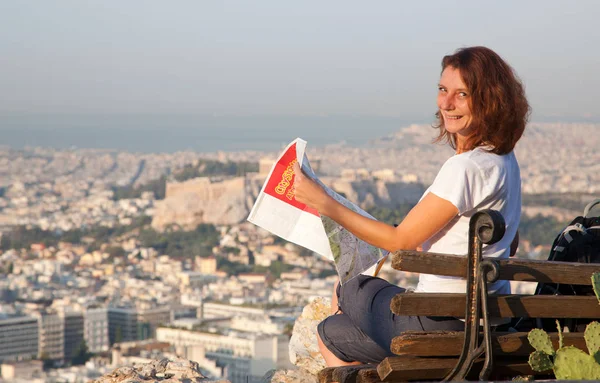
left=535, top=199, right=600, bottom=332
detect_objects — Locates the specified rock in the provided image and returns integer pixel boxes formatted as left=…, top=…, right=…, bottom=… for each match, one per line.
left=288, top=297, right=331, bottom=374
left=91, top=358, right=229, bottom=383
left=138, top=364, right=156, bottom=379
left=163, top=358, right=206, bottom=380
left=152, top=176, right=257, bottom=230
left=260, top=369, right=318, bottom=383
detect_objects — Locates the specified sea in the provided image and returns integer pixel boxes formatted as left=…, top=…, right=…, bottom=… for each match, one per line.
left=0, top=114, right=430, bottom=153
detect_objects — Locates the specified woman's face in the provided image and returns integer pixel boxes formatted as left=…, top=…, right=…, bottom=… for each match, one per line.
left=437, top=66, right=474, bottom=144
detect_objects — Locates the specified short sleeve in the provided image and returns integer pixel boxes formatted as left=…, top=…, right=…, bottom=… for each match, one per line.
left=428, top=155, right=485, bottom=215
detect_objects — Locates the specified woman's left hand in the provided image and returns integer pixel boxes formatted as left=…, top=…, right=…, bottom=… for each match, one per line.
left=292, top=162, right=330, bottom=213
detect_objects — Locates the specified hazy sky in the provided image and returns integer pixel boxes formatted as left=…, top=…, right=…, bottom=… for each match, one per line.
left=2, top=0, right=599, bottom=121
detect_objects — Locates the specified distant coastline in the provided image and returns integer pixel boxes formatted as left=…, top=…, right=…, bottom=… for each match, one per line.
left=0, top=114, right=425, bottom=153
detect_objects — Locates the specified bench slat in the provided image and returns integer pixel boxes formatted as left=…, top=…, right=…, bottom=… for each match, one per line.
left=317, top=367, right=334, bottom=383
left=391, top=330, right=587, bottom=356
left=357, top=369, right=382, bottom=383
left=318, top=365, right=377, bottom=383
left=377, top=356, right=534, bottom=381
left=390, top=293, right=600, bottom=318
left=391, top=250, right=600, bottom=285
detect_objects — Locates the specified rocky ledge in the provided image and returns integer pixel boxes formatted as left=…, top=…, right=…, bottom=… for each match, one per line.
left=92, top=297, right=332, bottom=383
left=92, top=358, right=229, bottom=383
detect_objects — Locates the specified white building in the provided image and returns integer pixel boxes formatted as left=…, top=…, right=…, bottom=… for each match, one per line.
left=36, top=312, right=64, bottom=360
left=156, top=327, right=292, bottom=383
left=201, top=302, right=268, bottom=321
left=1, top=360, right=44, bottom=380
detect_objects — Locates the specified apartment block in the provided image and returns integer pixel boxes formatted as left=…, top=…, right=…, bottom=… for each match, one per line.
left=0, top=315, right=39, bottom=362
left=62, top=311, right=85, bottom=360
left=85, top=308, right=137, bottom=353
left=37, top=313, right=64, bottom=360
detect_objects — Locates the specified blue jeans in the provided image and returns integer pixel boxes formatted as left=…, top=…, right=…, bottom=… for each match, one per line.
left=317, top=275, right=464, bottom=364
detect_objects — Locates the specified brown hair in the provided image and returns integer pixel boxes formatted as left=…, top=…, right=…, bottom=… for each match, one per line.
left=433, top=46, right=530, bottom=155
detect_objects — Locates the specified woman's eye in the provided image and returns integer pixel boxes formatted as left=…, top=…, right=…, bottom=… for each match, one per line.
left=438, top=86, right=446, bottom=92
left=458, top=92, right=468, bottom=97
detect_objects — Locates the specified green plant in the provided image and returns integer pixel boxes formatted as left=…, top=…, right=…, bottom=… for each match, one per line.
left=528, top=320, right=600, bottom=380
left=592, top=272, right=600, bottom=303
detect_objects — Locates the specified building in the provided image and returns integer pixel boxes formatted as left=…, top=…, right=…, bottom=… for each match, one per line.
left=1, top=360, right=44, bottom=380
left=201, top=302, right=268, bottom=321
left=137, top=306, right=172, bottom=338
left=372, top=168, right=396, bottom=182
left=156, top=327, right=292, bottom=383
left=258, top=158, right=276, bottom=176
left=62, top=311, right=85, bottom=361
left=37, top=312, right=64, bottom=360
left=0, top=314, right=39, bottom=362
left=32, top=310, right=85, bottom=363
left=85, top=308, right=138, bottom=353
left=178, top=272, right=218, bottom=289
left=195, top=255, right=217, bottom=275
left=110, top=340, right=172, bottom=369
left=237, top=273, right=267, bottom=285
left=228, top=316, right=283, bottom=335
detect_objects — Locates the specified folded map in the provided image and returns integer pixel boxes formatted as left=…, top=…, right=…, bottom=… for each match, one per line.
left=247, top=138, right=388, bottom=284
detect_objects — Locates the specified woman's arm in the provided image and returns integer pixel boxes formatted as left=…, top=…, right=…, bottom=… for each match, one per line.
left=292, top=163, right=459, bottom=253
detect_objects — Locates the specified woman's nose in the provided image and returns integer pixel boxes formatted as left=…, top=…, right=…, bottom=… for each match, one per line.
left=439, top=94, right=454, bottom=110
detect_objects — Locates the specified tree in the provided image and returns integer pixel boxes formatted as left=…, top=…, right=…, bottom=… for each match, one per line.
left=519, top=214, right=567, bottom=248
left=112, top=175, right=167, bottom=200
left=71, top=339, right=92, bottom=366
left=106, top=246, right=126, bottom=260
left=114, top=325, right=123, bottom=344
left=283, top=322, right=294, bottom=337
left=268, top=260, right=293, bottom=279
left=39, top=352, right=54, bottom=369
left=138, top=224, right=220, bottom=259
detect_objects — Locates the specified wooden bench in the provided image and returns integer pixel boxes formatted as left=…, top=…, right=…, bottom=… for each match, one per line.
left=319, top=210, right=600, bottom=382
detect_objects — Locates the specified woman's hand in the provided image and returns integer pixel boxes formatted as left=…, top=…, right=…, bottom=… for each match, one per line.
left=292, top=162, right=331, bottom=213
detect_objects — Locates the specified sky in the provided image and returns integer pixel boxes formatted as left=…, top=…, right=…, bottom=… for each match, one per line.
left=1, top=0, right=600, bottom=123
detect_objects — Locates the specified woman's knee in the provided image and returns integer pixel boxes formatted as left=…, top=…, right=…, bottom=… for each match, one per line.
left=317, top=329, right=326, bottom=352
left=317, top=324, right=348, bottom=367
left=316, top=325, right=333, bottom=361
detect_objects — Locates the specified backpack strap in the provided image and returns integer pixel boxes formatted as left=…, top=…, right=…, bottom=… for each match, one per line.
left=583, top=199, right=600, bottom=218
left=560, top=224, right=586, bottom=244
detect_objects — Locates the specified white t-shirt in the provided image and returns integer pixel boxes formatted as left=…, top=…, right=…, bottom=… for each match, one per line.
left=415, top=147, right=521, bottom=295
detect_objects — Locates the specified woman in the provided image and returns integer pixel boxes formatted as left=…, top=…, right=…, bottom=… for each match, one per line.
left=292, top=46, right=530, bottom=366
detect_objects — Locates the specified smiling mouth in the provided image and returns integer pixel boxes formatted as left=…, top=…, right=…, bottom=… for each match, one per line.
left=445, top=115, right=463, bottom=120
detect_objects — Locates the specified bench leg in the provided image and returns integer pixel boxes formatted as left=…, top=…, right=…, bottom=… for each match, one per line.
left=444, top=210, right=504, bottom=381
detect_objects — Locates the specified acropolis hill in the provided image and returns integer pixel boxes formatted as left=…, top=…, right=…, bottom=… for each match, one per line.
left=150, top=172, right=425, bottom=231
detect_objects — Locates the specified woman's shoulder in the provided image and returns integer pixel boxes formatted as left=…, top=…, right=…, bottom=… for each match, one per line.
left=443, top=148, right=516, bottom=182
left=455, top=147, right=515, bottom=168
